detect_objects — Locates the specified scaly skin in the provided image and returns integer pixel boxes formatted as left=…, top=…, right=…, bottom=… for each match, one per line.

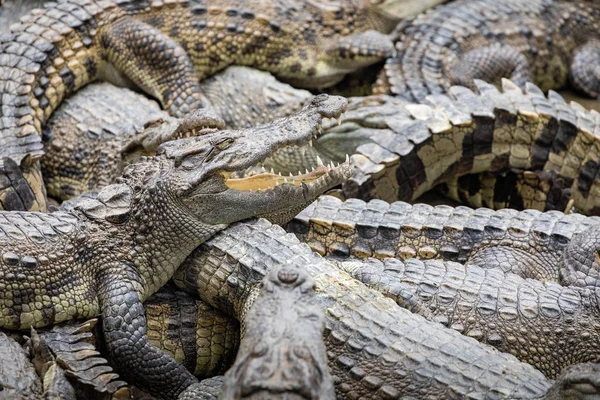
left=0, top=95, right=351, bottom=399
left=144, top=286, right=239, bottom=380
left=437, top=169, right=575, bottom=213
left=183, top=264, right=334, bottom=400
left=173, top=218, right=576, bottom=399
left=286, top=195, right=600, bottom=286
left=338, top=257, right=600, bottom=379
left=41, top=67, right=312, bottom=201
left=0, top=331, right=42, bottom=399
left=1, top=286, right=239, bottom=400
left=374, top=0, right=600, bottom=102
left=311, top=81, right=600, bottom=215
left=0, top=0, right=396, bottom=212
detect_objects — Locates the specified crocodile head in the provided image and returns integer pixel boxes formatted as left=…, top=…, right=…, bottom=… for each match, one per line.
left=154, top=94, right=352, bottom=225
left=277, top=0, right=398, bottom=89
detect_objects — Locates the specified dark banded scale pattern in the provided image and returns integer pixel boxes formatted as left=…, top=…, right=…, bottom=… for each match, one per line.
left=338, top=80, right=600, bottom=215
left=287, top=195, right=600, bottom=284
left=374, top=0, right=600, bottom=102
left=174, top=218, right=569, bottom=399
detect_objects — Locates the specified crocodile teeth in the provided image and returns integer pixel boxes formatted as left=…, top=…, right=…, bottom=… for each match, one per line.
left=345, top=154, right=350, bottom=163
left=316, top=155, right=324, bottom=167
left=309, top=139, right=313, bottom=147
left=337, top=117, right=341, bottom=125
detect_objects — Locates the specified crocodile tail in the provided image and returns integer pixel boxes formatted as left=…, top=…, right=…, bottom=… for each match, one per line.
left=0, top=0, right=123, bottom=167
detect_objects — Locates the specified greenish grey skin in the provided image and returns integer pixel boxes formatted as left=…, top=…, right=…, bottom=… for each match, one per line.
left=338, top=257, right=600, bottom=379
left=221, top=264, right=334, bottom=400
left=173, top=218, right=570, bottom=399
left=0, top=0, right=397, bottom=212
left=0, top=332, right=42, bottom=399
left=40, top=67, right=313, bottom=202
left=0, top=95, right=351, bottom=400
left=305, top=81, right=600, bottom=215
left=177, top=377, right=224, bottom=400
left=286, top=195, right=600, bottom=287
left=376, top=0, right=600, bottom=102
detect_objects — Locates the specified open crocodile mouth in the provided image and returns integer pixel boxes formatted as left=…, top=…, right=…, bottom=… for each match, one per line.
left=219, top=110, right=349, bottom=192
left=222, top=154, right=349, bottom=192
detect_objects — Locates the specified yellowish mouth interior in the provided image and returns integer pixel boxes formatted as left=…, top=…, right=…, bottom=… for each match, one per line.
left=223, top=168, right=329, bottom=191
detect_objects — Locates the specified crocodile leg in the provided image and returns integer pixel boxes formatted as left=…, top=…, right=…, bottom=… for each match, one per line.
left=570, top=40, right=600, bottom=99
left=98, top=18, right=208, bottom=117
left=447, top=43, right=532, bottom=90
left=338, top=257, right=600, bottom=379
left=98, top=267, right=198, bottom=399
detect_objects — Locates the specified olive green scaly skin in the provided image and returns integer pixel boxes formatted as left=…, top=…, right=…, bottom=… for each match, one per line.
left=173, top=218, right=577, bottom=399
left=144, top=286, right=239, bottom=380
left=0, top=286, right=239, bottom=400
left=374, top=0, right=600, bottom=102
left=338, top=257, right=600, bottom=379
left=0, top=0, right=395, bottom=212
left=313, top=81, right=600, bottom=215
left=0, top=95, right=352, bottom=399
left=41, top=67, right=312, bottom=202
left=286, top=195, right=600, bottom=286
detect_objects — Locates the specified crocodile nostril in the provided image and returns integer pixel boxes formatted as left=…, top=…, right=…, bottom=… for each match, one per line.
left=278, top=268, right=299, bottom=284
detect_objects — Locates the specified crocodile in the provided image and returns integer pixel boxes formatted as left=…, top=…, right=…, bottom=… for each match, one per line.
left=373, top=0, right=600, bottom=102
left=172, top=217, right=600, bottom=399
left=40, top=66, right=312, bottom=202
left=183, top=263, right=334, bottom=400
left=1, top=285, right=239, bottom=400
left=286, top=195, right=600, bottom=287
left=0, top=95, right=351, bottom=399
left=437, top=169, right=575, bottom=213
left=337, top=256, right=600, bottom=379
left=0, top=331, right=42, bottom=399
left=303, top=80, right=600, bottom=215
left=0, top=0, right=397, bottom=213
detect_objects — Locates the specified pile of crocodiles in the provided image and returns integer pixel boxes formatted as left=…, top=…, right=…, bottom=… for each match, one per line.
left=2, top=0, right=600, bottom=399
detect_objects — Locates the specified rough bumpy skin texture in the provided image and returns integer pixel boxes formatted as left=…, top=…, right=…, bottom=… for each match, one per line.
left=544, top=363, right=600, bottom=400
left=375, top=0, right=600, bottom=102
left=0, top=95, right=351, bottom=399
left=144, top=285, right=239, bottom=379
left=221, top=264, right=334, bottom=400
left=287, top=195, right=600, bottom=285
left=28, top=318, right=117, bottom=399
left=338, top=257, right=600, bottom=379
left=0, top=331, right=42, bottom=399
left=437, top=169, right=575, bottom=213
left=318, top=81, right=600, bottom=215
left=172, top=218, right=566, bottom=399
left=40, top=66, right=313, bottom=201
left=0, top=0, right=396, bottom=212
left=41, top=82, right=167, bottom=201
left=2, top=286, right=239, bottom=399
left=177, top=377, right=224, bottom=400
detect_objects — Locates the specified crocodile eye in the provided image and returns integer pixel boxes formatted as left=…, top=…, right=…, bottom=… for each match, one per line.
left=212, top=137, right=234, bottom=150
